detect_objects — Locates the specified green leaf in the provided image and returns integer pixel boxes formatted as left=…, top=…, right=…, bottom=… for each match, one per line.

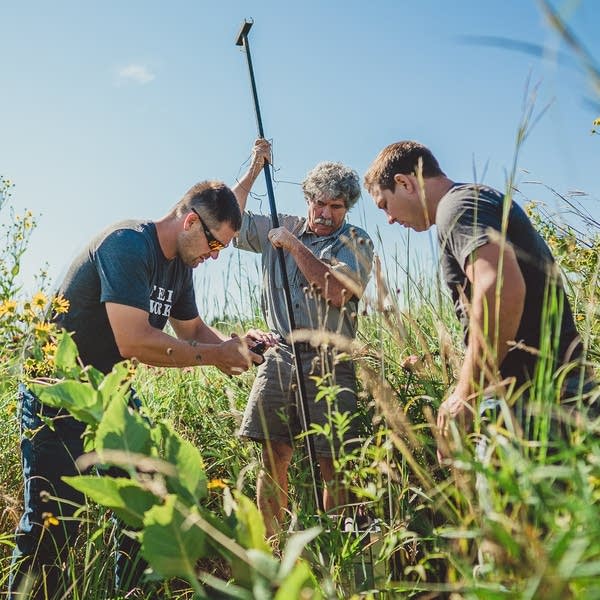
left=233, top=491, right=270, bottom=553
left=274, top=560, right=320, bottom=600
left=199, top=571, right=253, bottom=600
left=141, top=494, right=206, bottom=580
left=54, top=331, right=81, bottom=377
left=246, top=549, right=279, bottom=581
left=63, top=475, right=157, bottom=528
left=160, top=422, right=207, bottom=504
left=95, top=395, right=151, bottom=459
left=98, top=361, right=131, bottom=405
left=278, top=526, right=321, bottom=580
left=30, top=380, right=103, bottom=425
left=85, top=366, right=105, bottom=390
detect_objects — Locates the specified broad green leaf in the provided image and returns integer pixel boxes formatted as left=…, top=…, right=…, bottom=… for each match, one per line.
left=95, top=394, right=151, bottom=458
left=54, top=332, right=80, bottom=377
left=31, top=380, right=103, bottom=425
left=246, top=548, right=279, bottom=581
left=141, top=494, right=206, bottom=580
left=98, top=361, right=131, bottom=406
left=233, top=491, right=270, bottom=553
left=85, top=365, right=106, bottom=390
left=274, top=560, right=321, bottom=600
left=251, top=573, right=274, bottom=600
left=199, top=571, right=253, bottom=600
left=278, top=526, right=321, bottom=580
left=160, top=422, right=207, bottom=504
left=63, top=475, right=157, bottom=528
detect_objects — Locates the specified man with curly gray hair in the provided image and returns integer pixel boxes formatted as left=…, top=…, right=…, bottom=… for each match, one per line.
left=233, top=139, right=374, bottom=538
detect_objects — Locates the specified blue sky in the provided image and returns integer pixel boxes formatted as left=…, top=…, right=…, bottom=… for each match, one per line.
left=1, top=1, right=599, bottom=317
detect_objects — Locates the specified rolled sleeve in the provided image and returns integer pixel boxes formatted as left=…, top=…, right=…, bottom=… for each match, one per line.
left=234, top=211, right=273, bottom=254
left=330, top=228, right=374, bottom=297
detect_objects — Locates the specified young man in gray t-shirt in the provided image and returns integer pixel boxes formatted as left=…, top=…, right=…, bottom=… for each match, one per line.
left=364, top=141, right=594, bottom=461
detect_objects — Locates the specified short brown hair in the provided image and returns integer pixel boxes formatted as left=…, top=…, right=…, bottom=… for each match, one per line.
left=174, top=180, right=242, bottom=231
left=364, top=141, right=445, bottom=192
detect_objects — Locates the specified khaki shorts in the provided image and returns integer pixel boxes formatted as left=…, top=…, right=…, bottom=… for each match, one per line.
left=239, top=344, right=361, bottom=457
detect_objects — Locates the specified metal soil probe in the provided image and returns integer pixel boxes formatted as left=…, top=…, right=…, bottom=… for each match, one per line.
left=235, top=18, right=324, bottom=513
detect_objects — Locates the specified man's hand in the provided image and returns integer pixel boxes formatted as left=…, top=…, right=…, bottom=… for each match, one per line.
left=268, top=227, right=298, bottom=252
left=233, top=138, right=273, bottom=213
left=215, top=330, right=279, bottom=375
left=436, top=389, right=474, bottom=464
left=250, top=138, right=272, bottom=173
left=243, top=328, right=279, bottom=360
left=213, top=336, right=257, bottom=375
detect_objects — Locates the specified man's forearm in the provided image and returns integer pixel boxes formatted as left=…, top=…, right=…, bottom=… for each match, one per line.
left=287, top=242, right=355, bottom=308
left=232, top=161, right=264, bottom=213
left=118, top=326, right=223, bottom=368
left=455, top=285, right=524, bottom=399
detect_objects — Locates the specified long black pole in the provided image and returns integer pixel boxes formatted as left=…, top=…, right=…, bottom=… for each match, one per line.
left=235, top=19, right=324, bottom=514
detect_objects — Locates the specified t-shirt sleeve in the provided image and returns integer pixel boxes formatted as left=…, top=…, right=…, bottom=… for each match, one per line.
left=95, top=229, right=154, bottom=311
left=329, top=228, right=374, bottom=297
left=438, top=191, right=502, bottom=271
left=170, top=269, right=199, bottom=321
left=234, top=211, right=273, bottom=253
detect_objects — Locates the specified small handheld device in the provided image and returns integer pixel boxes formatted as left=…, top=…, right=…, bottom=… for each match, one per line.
left=250, top=341, right=267, bottom=356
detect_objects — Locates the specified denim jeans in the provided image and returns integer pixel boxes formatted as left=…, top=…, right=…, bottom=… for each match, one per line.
left=8, top=384, right=86, bottom=599
left=8, top=385, right=148, bottom=599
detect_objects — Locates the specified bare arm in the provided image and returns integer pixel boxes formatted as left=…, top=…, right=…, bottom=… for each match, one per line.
left=105, top=303, right=256, bottom=375
left=231, top=138, right=272, bottom=213
left=456, top=241, right=525, bottom=398
left=437, top=241, right=525, bottom=459
left=169, top=315, right=227, bottom=345
left=268, top=228, right=362, bottom=308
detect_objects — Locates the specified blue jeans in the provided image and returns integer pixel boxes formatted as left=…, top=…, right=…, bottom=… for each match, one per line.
left=8, top=384, right=86, bottom=599
left=8, top=385, right=147, bottom=599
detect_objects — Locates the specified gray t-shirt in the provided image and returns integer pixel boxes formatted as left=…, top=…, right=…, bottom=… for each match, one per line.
left=436, top=184, right=580, bottom=384
left=235, top=212, right=373, bottom=340
left=55, top=220, right=198, bottom=373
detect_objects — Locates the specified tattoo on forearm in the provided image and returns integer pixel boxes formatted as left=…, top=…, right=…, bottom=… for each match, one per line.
left=188, top=339, right=202, bottom=363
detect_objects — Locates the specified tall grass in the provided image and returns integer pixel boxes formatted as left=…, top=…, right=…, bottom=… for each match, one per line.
left=1, top=173, right=599, bottom=598
left=2, top=19, right=600, bottom=593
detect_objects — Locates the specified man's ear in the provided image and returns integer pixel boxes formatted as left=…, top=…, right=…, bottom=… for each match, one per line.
left=393, top=173, right=414, bottom=193
left=183, top=212, right=195, bottom=231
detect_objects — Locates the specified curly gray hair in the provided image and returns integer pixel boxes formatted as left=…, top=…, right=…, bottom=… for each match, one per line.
left=301, top=162, right=361, bottom=210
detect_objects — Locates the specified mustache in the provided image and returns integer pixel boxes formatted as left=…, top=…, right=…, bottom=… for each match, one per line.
left=314, top=217, right=333, bottom=226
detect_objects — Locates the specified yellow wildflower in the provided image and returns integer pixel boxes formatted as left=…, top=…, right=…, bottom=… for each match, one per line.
left=0, top=300, right=18, bottom=317
left=43, top=341, right=57, bottom=355
left=32, top=292, right=47, bottom=309
left=207, top=479, right=227, bottom=490
left=42, top=512, right=59, bottom=528
left=34, top=322, right=53, bottom=336
left=52, top=295, right=70, bottom=314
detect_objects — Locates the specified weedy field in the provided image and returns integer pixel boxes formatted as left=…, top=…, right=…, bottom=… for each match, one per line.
left=1, top=137, right=599, bottom=600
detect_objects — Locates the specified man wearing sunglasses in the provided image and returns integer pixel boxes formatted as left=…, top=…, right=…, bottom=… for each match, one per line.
left=232, top=139, right=374, bottom=538
left=9, top=180, right=275, bottom=600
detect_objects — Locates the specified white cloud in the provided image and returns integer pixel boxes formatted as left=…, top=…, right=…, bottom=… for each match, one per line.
left=115, top=64, right=155, bottom=85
